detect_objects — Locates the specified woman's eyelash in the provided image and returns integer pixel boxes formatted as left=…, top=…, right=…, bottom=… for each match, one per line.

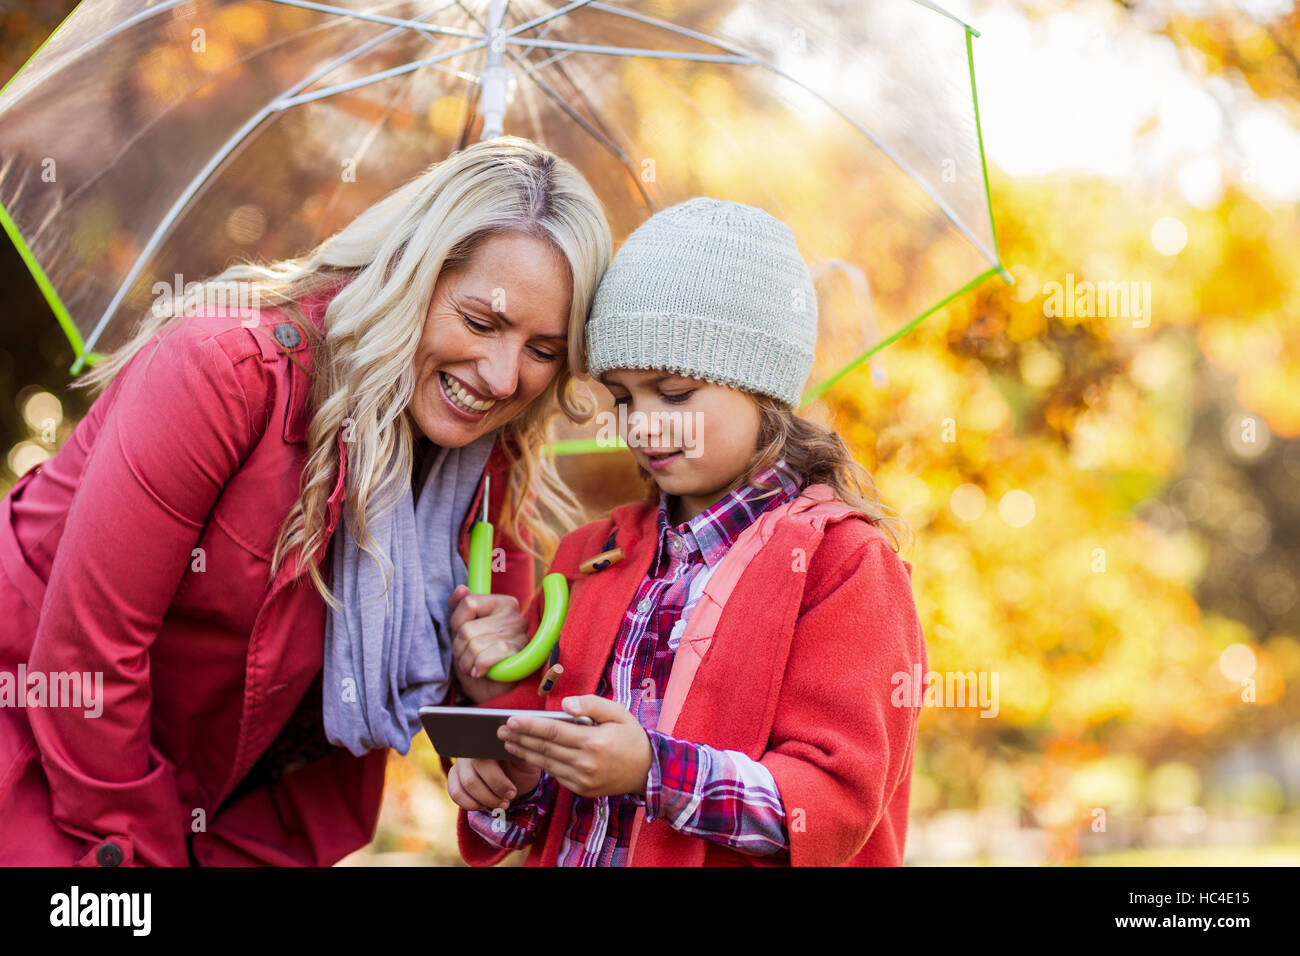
left=463, top=311, right=559, bottom=361
left=460, top=311, right=491, bottom=333
left=611, top=391, right=693, bottom=405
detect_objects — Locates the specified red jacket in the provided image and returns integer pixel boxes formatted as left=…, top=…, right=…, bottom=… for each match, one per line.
left=457, top=486, right=927, bottom=866
left=0, top=293, right=534, bottom=866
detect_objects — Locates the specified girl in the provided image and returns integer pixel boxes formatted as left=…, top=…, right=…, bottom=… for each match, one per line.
left=446, top=197, right=927, bottom=866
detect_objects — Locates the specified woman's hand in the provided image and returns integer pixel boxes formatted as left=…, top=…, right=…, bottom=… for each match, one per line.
left=498, top=696, right=653, bottom=799
left=448, top=585, right=529, bottom=703
left=447, top=756, right=542, bottom=812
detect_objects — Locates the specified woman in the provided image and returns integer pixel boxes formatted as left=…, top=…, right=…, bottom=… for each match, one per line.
left=0, top=136, right=612, bottom=866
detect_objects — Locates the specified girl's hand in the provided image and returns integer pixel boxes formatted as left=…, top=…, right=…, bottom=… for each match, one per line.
left=447, top=585, right=528, bottom=703
left=446, top=756, right=542, bottom=812
left=498, top=695, right=652, bottom=799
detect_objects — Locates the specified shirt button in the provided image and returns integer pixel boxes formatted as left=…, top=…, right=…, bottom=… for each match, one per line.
left=96, top=842, right=124, bottom=867
left=670, top=539, right=683, bottom=553
left=637, top=597, right=653, bottom=613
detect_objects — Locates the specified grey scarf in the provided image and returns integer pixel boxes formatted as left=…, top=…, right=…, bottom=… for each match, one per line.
left=323, top=431, right=497, bottom=756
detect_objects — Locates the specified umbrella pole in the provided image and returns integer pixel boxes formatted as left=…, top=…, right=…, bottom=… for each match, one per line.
left=480, top=0, right=508, bottom=140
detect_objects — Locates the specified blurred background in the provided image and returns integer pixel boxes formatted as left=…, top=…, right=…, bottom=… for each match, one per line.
left=2, top=0, right=1298, bottom=865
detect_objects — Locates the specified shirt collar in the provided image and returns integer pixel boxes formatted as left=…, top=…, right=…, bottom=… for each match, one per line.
left=655, top=459, right=803, bottom=570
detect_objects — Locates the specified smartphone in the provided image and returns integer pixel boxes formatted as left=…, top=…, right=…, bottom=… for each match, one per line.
left=419, top=706, right=594, bottom=760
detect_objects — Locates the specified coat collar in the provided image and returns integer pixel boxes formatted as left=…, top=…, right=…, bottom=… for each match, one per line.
left=605, top=498, right=656, bottom=560
left=280, top=285, right=339, bottom=445
left=261, top=283, right=350, bottom=581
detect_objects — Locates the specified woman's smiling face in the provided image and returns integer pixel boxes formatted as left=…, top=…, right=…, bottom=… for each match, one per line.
left=408, top=230, right=573, bottom=447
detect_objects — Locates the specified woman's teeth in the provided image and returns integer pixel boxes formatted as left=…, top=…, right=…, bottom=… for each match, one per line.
left=441, top=371, right=496, bottom=413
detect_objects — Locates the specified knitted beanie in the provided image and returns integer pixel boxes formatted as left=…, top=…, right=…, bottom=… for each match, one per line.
left=585, top=197, right=817, bottom=407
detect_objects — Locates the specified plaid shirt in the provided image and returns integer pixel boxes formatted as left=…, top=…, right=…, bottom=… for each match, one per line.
left=467, top=461, right=803, bottom=864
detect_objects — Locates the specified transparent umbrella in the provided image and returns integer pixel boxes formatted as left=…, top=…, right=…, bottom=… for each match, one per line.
left=0, top=0, right=1009, bottom=426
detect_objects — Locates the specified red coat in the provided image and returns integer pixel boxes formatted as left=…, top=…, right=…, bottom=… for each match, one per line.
left=0, top=293, right=534, bottom=866
left=457, top=488, right=927, bottom=866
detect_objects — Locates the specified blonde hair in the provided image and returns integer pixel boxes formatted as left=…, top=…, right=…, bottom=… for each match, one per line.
left=78, top=136, right=613, bottom=607
left=625, top=391, right=912, bottom=553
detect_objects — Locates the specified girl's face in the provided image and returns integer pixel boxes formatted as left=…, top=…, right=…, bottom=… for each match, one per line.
left=598, top=368, right=761, bottom=525
left=408, top=231, right=573, bottom=448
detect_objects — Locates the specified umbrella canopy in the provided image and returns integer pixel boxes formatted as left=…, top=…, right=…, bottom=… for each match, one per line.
left=0, top=0, right=1008, bottom=414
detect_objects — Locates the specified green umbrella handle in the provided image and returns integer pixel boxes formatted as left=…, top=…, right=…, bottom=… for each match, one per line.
left=484, top=572, right=569, bottom=683
left=467, top=518, right=493, bottom=594
left=466, top=476, right=569, bottom=682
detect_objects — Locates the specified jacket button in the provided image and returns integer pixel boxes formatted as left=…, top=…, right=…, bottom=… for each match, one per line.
left=96, top=842, right=124, bottom=867
left=273, top=322, right=302, bottom=348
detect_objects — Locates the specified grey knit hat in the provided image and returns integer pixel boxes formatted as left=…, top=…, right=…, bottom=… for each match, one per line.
left=585, top=197, right=817, bottom=407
